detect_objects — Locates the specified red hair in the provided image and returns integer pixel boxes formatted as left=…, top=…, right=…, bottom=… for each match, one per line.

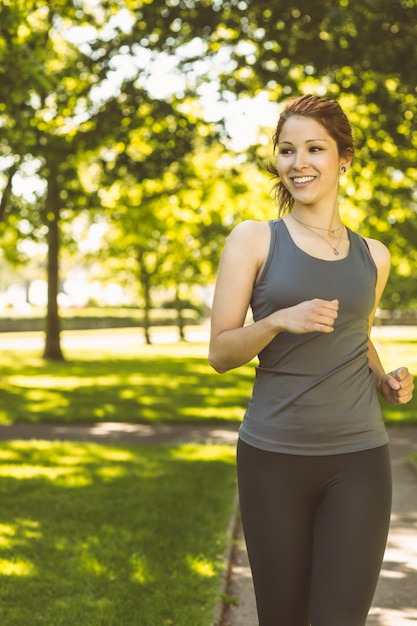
left=267, top=94, right=355, bottom=215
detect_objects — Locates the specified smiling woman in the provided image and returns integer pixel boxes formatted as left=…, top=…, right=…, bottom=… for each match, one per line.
left=208, top=93, right=414, bottom=626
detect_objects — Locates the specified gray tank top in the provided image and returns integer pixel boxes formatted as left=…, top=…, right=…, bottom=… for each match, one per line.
left=239, top=218, right=388, bottom=455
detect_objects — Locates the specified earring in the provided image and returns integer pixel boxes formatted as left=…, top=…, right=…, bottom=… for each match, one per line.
left=340, top=165, right=347, bottom=174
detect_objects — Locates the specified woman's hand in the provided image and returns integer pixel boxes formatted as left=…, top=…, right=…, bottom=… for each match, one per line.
left=275, top=298, right=339, bottom=334
left=378, top=367, right=414, bottom=404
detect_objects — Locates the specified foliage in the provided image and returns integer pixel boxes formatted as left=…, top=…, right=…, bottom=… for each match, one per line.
left=0, top=440, right=236, bottom=625
left=96, top=143, right=273, bottom=342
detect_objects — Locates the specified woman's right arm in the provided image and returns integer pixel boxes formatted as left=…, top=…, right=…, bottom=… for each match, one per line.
left=208, top=220, right=339, bottom=374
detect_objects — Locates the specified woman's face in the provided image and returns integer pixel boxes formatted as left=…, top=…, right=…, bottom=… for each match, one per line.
left=276, top=116, right=349, bottom=208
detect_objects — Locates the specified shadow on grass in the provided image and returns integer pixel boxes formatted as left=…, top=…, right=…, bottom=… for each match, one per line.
left=0, top=351, right=254, bottom=425
left=2, top=346, right=415, bottom=426
left=0, top=441, right=237, bottom=626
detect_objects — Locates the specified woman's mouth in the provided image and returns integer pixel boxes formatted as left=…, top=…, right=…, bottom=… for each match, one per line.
left=292, top=176, right=316, bottom=187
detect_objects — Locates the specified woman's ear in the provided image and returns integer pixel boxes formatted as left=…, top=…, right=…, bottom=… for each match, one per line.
left=339, top=156, right=352, bottom=174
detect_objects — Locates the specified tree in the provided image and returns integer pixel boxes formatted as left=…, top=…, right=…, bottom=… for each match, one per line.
left=95, top=135, right=273, bottom=342
left=0, top=1, right=206, bottom=357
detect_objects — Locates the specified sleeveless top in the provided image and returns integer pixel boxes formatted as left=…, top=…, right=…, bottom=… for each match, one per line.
left=238, top=219, right=388, bottom=455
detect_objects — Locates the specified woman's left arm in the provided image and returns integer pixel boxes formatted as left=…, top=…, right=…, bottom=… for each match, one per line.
left=366, top=238, right=414, bottom=404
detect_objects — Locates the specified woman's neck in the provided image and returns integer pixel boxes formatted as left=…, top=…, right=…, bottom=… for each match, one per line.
left=291, top=203, right=342, bottom=234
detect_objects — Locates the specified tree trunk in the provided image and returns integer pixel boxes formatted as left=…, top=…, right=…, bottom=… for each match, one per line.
left=138, top=249, right=152, bottom=345
left=143, top=298, right=152, bottom=345
left=42, top=176, right=64, bottom=361
left=0, top=161, right=18, bottom=222
left=175, top=286, right=186, bottom=341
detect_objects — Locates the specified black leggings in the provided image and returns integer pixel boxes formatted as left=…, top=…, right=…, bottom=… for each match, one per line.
left=237, top=439, right=392, bottom=626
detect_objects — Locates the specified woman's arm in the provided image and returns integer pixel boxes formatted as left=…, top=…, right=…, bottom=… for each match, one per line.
left=209, top=220, right=339, bottom=373
left=366, top=238, right=414, bottom=404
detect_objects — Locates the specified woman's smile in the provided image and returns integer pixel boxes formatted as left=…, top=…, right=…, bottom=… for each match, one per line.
left=291, top=175, right=317, bottom=187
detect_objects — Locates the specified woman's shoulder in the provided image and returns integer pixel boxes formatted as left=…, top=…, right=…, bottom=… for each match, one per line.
left=362, top=236, right=391, bottom=264
left=226, top=219, right=271, bottom=248
left=223, top=220, right=272, bottom=273
left=230, top=219, right=271, bottom=236
left=357, top=235, right=391, bottom=281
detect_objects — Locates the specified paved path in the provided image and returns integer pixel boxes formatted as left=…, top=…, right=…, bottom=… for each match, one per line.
left=0, top=421, right=239, bottom=446
left=0, top=421, right=415, bottom=626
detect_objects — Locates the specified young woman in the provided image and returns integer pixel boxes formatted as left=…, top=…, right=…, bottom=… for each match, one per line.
left=209, top=94, right=414, bottom=626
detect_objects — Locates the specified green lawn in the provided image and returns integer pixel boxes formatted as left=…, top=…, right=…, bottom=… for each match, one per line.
left=1, top=328, right=416, bottom=425
left=0, top=339, right=253, bottom=425
left=0, top=440, right=236, bottom=626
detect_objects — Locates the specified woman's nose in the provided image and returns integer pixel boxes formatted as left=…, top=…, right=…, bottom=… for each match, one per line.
left=292, top=151, right=309, bottom=170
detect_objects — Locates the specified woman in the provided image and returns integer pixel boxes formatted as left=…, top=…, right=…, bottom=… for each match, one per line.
left=209, top=94, right=414, bottom=626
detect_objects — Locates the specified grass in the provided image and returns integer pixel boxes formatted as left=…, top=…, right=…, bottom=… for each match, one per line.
left=1, top=327, right=417, bottom=425
left=0, top=440, right=237, bottom=626
left=0, top=336, right=253, bottom=425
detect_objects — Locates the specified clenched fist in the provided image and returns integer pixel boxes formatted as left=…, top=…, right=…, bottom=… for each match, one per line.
left=378, top=367, right=414, bottom=404
left=276, top=298, right=339, bottom=335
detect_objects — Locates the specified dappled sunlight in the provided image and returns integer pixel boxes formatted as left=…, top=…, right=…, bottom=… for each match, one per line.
left=130, top=554, right=154, bottom=584
left=0, top=519, right=41, bottom=549
left=0, top=346, right=254, bottom=424
left=186, top=554, right=216, bottom=578
left=0, top=519, right=41, bottom=577
left=1, top=440, right=135, bottom=465
left=170, top=443, right=235, bottom=463
left=0, top=439, right=237, bottom=623
left=0, top=463, right=92, bottom=485
left=96, top=465, right=128, bottom=481
left=380, top=568, right=406, bottom=579
left=0, top=557, right=34, bottom=577
left=180, top=406, right=244, bottom=419
left=78, top=547, right=111, bottom=578
left=8, top=374, right=130, bottom=388
left=21, top=387, right=69, bottom=412
left=0, top=441, right=159, bottom=483
left=369, top=607, right=417, bottom=624
left=0, top=523, right=16, bottom=548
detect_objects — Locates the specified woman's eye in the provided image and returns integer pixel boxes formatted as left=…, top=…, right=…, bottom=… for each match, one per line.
left=279, top=148, right=293, bottom=155
left=309, top=146, right=322, bottom=152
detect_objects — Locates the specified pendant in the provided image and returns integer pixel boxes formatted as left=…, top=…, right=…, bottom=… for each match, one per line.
left=333, top=249, right=339, bottom=256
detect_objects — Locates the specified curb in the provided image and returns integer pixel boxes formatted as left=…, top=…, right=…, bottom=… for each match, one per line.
left=212, top=491, right=240, bottom=626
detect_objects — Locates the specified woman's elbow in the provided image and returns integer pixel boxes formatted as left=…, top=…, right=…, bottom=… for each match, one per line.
left=210, top=363, right=228, bottom=375
left=208, top=348, right=228, bottom=374
left=208, top=358, right=227, bottom=374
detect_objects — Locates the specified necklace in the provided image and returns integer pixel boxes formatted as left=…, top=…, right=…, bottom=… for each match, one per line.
left=291, top=214, right=345, bottom=256
left=291, top=214, right=343, bottom=234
